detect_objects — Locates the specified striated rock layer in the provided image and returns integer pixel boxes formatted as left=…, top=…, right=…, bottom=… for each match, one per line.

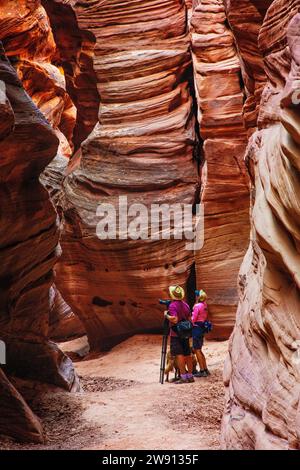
left=191, top=0, right=250, bottom=338
left=49, top=284, right=85, bottom=341
left=0, top=40, right=78, bottom=440
left=54, top=0, right=199, bottom=350
left=222, top=0, right=300, bottom=449
left=0, top=369, right=44, bottom=443
left=42, top=0, right=100, bottom=151
left=0, top=0, right=76, bottom=158
left=0, top=0, right=86, bottom=343
left=224, top=0, right=273, bottom=132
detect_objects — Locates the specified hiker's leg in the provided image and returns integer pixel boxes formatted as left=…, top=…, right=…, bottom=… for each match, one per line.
left=195, top=349, right=207, bottom=370
left=185, top=354, right=193, bottom=375
left=176, top=354, right=186, bottom=375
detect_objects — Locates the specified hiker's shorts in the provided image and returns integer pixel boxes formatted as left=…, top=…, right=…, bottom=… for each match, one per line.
left=170, top=337, right=191, bottom=357
left=192, top=322, right=205, bottom=350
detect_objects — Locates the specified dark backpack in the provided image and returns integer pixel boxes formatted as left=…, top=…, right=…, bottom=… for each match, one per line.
left=203, top=320, right=213, bottom=334
left=172, top=319, right=193, bottom=339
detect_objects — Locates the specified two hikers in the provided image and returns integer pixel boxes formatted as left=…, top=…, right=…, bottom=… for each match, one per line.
left=163, top=285, right=210, bottom=383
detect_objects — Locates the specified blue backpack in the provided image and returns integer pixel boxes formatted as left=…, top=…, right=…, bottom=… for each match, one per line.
left=203, top=320, right=213, bottom=334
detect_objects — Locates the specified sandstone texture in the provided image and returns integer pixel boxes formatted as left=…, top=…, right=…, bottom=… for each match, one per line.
left=191, top=0, right=250, bottom=338
left=0, top=0, right=76, bottom=158
left=0, top=0, right=86, bottom=344
left=42, top=0, right=100, bottom=151
left=222, top=0, right=300, bottom=450
left=49, top=285, right=85, bottom=341
left=2, top=0, right=299, bottom=450
left=0, top=0, right=249, bottom=350
left=0, top=369, right=44, bottom=443
left=0, top=33, right=77, bottom=442
left=54, top=0, right=199, bottom=350
left=48, top=0, right=250, bottom=348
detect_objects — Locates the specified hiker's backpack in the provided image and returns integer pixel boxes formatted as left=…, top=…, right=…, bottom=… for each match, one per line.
left=203, top=320, right=213, bottom=334
left=172, top=319, right=193, bottom=339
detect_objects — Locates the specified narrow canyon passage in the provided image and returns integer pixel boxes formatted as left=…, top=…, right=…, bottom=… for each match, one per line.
left=1, top=0, right=300, bottom=451
left=0, top=336, right=227, bottom=450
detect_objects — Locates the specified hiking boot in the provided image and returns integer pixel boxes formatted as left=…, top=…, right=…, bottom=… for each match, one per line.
left=194, top=370, right=208, bottom=378
left=170, top=376, right=181, bottom=383
left=187, top=376, right=195, bottom=383
left=204, top=369, right=211, bottom=376
left=173, top=378, right=189, bottom=384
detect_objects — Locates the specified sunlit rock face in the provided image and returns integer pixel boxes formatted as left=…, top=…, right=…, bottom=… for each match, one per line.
left=222, top=0, right=300, bottom=450
left=0, top=0, right=84, bottom=343
left=53, top=0, right=199, bottom=350
left=0, top=45, right=78, bottom=441
left=223, top=0, right=273, bottom=133
left=0, top=0, right=76, bottom=158
left=49, top=284, right=85, bottom=341
left=42, top=0, right=100, bottom=151
left=191, top=0, right=250, bottom=338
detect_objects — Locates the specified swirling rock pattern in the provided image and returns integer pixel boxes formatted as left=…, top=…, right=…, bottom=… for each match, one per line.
left=224, top=0, right=273, bottom=132
left=42, top=0, right=100, bottom=151
left=0, top=43, right=78, bottom=441
left=0, top=0, right=77, bottom=160
left=191, top=0, right=250, bottom=338
left=54, top=0, right=199, bottom=350
left=46, top=0, right=252, bottom=349
left=0, top=0, right=84, bottom=342
left=0, top=369, right=44, bottom=443
left=222, top=0, right=300, bottom=450
left=49, top=284, right=85, bottom=341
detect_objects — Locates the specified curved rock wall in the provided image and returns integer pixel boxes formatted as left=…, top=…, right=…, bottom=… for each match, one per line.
left=1, top=0, right=249, bottom=351
left=0, top=1, right=78, bottom=442
left=224, top=0, right=273, bottom=132
left=191, top=0, right=250, bottom=338
left=0, top=369, right=44, bottom=443
left=0, top=0, right=86, bottom=343
left=0, top=0, right=76, bottom=158
left=54, top=0, right=199, bottom=350
left=222, top=0, right=300, bottom=450
left=42, top=0, right=100, bottom=151
left=49, top=0, right=251, bottom=349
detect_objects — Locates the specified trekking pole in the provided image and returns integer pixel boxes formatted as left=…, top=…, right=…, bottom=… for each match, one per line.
left=159, top=317, right=170, bottom=384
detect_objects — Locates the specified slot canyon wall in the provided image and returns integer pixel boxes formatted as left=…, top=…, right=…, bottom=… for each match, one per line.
left=0, top=1, right=80, bottom=442
left=191, top=0, right=250, bottom=337
left=0, top=0, right=85, bottom=340
left=0, top=0, right=250, bottom=352
left=51, top=0, right=199, bottom=350
left=5, top=0, right=295, bottom=446
left=0, top=47, right=78, bottom=442
left=0, top=0, right=251, bottom=442
left=44, top=0, right=250, bottom=349
left=222, top=0, right=300, bottom=450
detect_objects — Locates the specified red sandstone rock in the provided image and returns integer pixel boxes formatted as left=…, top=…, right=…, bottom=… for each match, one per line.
left=49, top=285, right=85, bottom=341
left=222, top=0, right=300, bottom=450
left=0, top=369, right=44, bottom=443
left=0, top=44, right=78, bottom=441
left=224, top=0, right=273, bottom=132
left=53, top=0, right=199, bottom=350
left=42, top=0, right=100, bottom=151
left=191, top=0, right=250, bottom=338
left=0, top=0, right=76, bottom=158
left=0, top=1, right=85, bottom=344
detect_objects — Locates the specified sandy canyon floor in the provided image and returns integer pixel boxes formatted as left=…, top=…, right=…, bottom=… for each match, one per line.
left=0, top=335, right=228, bottom=450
